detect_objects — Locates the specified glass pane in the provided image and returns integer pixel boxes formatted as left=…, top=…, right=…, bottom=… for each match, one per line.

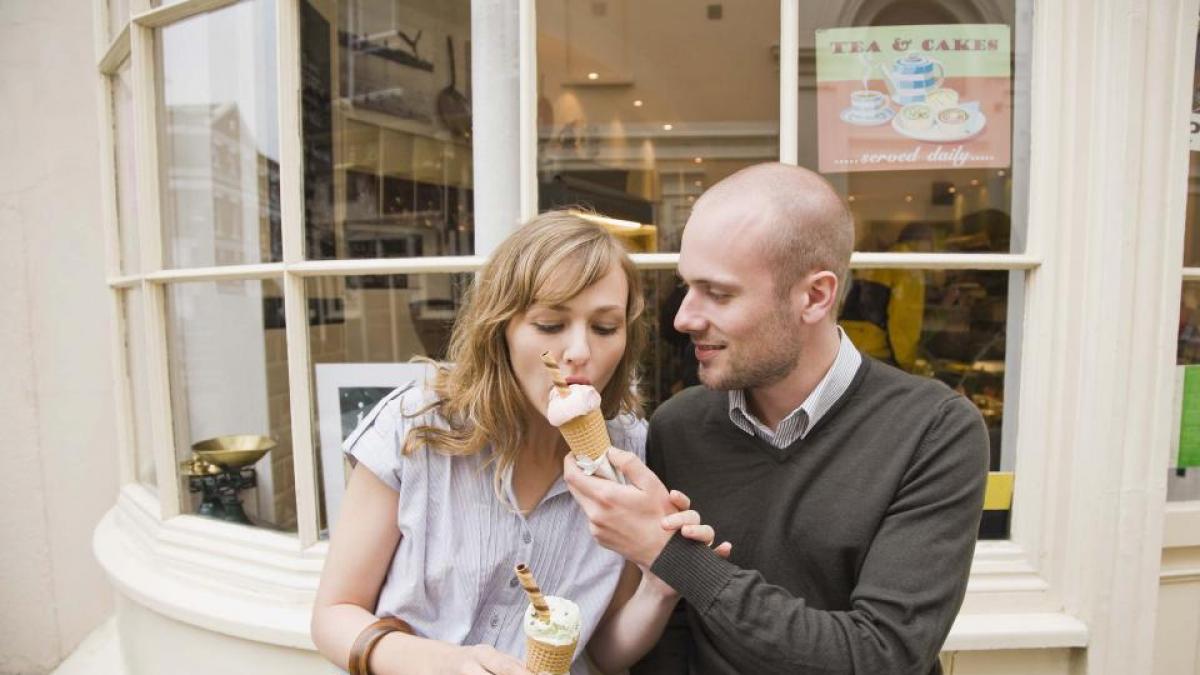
left=123, top=288, right=156, bottom=489
left=802, top=1, right=1030, bottom=253
left=158, top=0, right=281, bottom=269
left=308, top=273, right=471, bottom=536
left=300, top=0, right=474, bottom=261
left=166, top=279, right=294, bottom=531
left=536, top=2, right=781, bottom=253
left=113, top=62, right=141, bottom=274
left=1169, top=280, right=1200, bottom=501
left=109, top=0, right=130, bottom=40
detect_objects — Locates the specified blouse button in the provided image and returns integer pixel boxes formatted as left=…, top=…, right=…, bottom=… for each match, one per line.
left=509, top=576, right=519, bottom=588
left=489, top=614, right=500, bottom=628
left=522, top=531, right=532, bottom=544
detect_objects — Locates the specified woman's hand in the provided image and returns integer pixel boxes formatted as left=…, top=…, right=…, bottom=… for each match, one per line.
left=436, top=644, right=532, bottom=675
left=660, top=489, right=732, bottom=558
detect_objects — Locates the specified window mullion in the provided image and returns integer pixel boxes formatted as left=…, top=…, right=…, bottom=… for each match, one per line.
left=132, top=22, right=181, bottom=518
left=276, top=0, right=320, bottom=547
left=779, top=0, right=799, bottom=164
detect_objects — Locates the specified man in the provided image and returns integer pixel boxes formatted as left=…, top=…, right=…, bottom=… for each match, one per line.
left=563, top=163, right=988, bottom=674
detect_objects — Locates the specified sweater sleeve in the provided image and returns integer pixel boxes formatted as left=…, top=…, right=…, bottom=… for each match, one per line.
left=650, top=396, right=989, bottom=674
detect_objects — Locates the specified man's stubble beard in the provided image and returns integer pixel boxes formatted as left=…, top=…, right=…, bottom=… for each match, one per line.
left=698, top=311, right=802, bottom=391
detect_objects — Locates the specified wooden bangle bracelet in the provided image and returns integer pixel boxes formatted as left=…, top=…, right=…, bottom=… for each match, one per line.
left=348, top=616, right=414, bottom=675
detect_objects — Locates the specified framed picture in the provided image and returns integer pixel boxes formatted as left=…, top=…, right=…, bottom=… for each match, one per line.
left=315, top=362, right=433, bottom=533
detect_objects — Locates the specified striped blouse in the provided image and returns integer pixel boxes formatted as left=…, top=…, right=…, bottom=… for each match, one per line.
left=343, top=382, right=647, bottom=674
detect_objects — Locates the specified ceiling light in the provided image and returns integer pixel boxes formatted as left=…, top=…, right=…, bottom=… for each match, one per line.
left=847, top=195, right=855, bottom=202
left=693, top=157, right=703, bottom=164
left=970, top=179, right=979, bottom=186
left=904, top=194, right=913, bottom=203
left=633, top=99, right=644, bottom=107
left=662, top=123, right=673, bottom=131
left=587, top=72, right=599, bottom=80
left=948, top=186, right=957, bottom=194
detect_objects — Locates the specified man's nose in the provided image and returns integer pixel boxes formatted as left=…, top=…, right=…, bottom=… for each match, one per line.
left=674, top=288, right=706, bottom=334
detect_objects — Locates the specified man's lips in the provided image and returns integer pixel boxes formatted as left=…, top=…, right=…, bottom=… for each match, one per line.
left=693, top=343, right=726, bottom=363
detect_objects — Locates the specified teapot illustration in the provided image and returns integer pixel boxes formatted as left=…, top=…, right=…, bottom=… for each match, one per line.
left=879, top=52, right=945, bottom=105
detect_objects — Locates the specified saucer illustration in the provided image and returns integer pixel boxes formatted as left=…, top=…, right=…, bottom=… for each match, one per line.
left=840, top=106, right=895, bottom=126
left=891, top=102, right=986, bottom=142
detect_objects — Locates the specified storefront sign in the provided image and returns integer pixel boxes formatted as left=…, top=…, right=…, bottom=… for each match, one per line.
left=816, top=24, right=1012, bottom=173
left=1179, top=365, right=1200, bottom=468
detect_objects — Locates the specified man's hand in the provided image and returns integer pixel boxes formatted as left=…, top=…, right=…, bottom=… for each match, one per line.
left=563, top=448, right=675, bottom=567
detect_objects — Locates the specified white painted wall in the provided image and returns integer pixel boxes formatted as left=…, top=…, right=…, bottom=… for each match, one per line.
left=0, top=1, right=119, bottom=673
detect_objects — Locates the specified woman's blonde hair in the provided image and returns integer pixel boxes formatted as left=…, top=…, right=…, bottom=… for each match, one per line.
left=402, top=210, right=645, bottom=499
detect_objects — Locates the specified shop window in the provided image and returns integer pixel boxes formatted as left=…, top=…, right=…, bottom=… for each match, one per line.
left=1167, top=27, right=1200, bottom=502
left=299, top=0, right=474, bottom=261
left=166, top=279, right=295, bottom=530
left=535, top=1, right=781, bottom=253
left=802, top=1, right=1026, bottom=254
left=114, top=62, right=140, bottom=274
left=157, top=0, right=281, bottom=269
left=307, top=272, right=471, bottom=536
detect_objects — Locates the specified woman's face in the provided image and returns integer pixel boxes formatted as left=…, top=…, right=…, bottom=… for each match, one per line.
left=505, top=261, right=630, bottom=421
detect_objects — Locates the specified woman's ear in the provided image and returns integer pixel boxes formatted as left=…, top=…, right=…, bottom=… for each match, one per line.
left=794, top=270, right=839, bottom=325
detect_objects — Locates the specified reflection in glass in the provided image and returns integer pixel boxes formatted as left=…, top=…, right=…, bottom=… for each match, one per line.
left=536, top=2, right=780, bottom=253
left=307, top=273, right=471, bottom=535
left=158, top=0, right=281, bottom=269
left=166, top=279, right=294, bottom=530
left=300, top=0, right=474, bottom=261
left=1169, top=280, right=1200, bottom=501
left=124, top=288, right=156, bottom=489
left=800, top=1, right=1029, bottom=253
left=113, top=62, right=140, bottom=274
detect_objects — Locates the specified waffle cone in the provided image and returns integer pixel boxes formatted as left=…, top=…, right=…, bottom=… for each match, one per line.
left=557, top=409, right=610, bottom=462
left=525, top=636, right=577, bottom=674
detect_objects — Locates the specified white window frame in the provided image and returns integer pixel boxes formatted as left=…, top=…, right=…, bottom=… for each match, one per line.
left=93, top=0, right=1199, bottom=664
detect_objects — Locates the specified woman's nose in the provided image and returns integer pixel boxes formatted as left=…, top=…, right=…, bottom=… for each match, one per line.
left=561, top=324, right=591, bottom=366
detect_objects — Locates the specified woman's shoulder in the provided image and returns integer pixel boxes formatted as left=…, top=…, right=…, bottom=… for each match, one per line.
left=606, top=412, right=647, bottom=460
left=342, top=381, right=446, bottom=491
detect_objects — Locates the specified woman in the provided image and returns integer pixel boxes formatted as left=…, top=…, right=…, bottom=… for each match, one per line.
left=311, top=211, right=720, bottom=675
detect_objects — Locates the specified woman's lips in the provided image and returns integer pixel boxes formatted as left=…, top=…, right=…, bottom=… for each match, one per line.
left=564, top=375, right=593, bottom=385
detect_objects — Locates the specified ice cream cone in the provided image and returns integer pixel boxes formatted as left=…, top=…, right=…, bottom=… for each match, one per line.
left=540, top=352, right=613, bottom=463
left=524, top=635, right=578, bottom=675
left=557, top=408, right=611, bottom=462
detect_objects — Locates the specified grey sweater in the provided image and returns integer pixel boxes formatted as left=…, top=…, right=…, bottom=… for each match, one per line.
left=633, top=358, right=988, bottom=675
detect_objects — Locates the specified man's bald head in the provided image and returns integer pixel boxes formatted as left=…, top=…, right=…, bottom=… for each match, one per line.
left=693, top=163, right=855, bottom=299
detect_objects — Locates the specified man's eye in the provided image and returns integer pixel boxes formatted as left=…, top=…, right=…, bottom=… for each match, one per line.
left=707, top=289, right=730, bottom=301
left=534, top=323, right=563, bottom=334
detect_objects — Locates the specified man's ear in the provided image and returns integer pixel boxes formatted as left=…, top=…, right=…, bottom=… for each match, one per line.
left=793, top=270, right=839, bottom=325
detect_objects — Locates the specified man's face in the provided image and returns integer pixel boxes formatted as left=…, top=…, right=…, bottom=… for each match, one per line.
left=674, top=200, right=803, bottom=391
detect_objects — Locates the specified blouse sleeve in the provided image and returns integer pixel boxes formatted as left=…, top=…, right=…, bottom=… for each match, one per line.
left=609, top=413, right=648, bottom=463
left=342, top=382, right=426, bottom=493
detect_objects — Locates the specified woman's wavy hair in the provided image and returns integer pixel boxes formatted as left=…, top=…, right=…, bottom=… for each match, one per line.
left=402, top=210, right=646, bottom=500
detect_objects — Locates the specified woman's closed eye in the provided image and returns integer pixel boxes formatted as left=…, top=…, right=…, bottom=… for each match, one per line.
left=532, top=322, right=621, bottom=336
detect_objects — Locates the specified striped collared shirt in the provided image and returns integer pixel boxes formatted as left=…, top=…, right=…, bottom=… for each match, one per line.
left=728, top=327, right=862, bottom=449
left=343, top=383, right=647, bottom=674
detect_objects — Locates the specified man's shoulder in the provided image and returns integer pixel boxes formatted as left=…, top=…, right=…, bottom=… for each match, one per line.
left=858, top=357, right=962, bottom=409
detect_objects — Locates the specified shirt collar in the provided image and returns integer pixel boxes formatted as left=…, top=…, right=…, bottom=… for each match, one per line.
left=728, top=326, right=862, bottom=445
